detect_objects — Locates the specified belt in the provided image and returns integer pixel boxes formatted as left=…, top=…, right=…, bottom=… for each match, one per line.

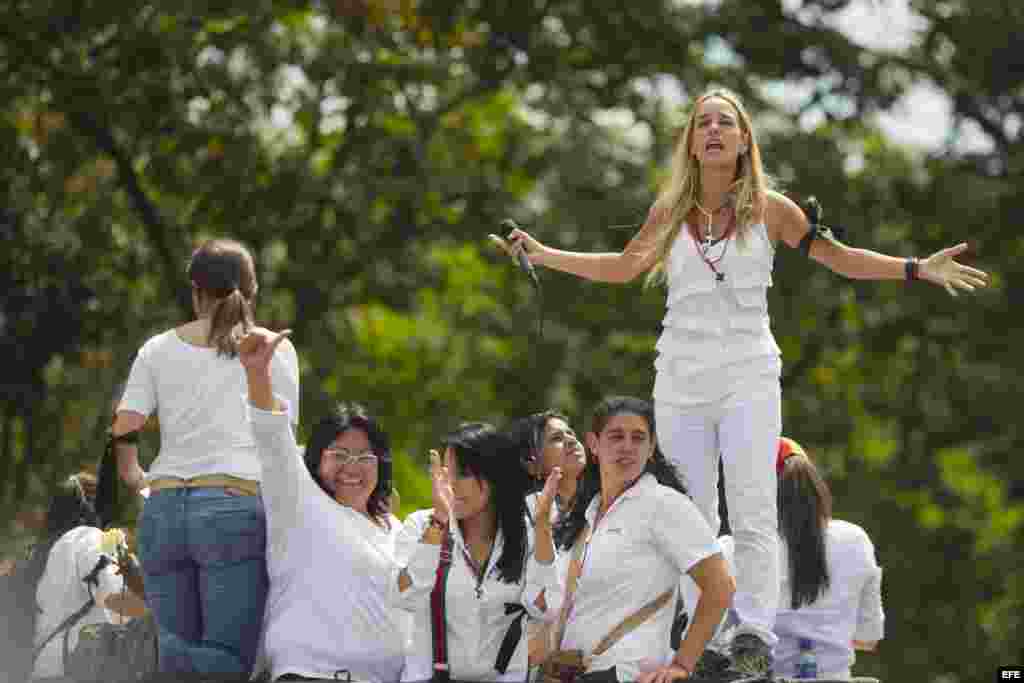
left=147, top=475, right=260, bottom=496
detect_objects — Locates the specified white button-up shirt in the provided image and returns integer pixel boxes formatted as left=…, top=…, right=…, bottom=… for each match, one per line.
left=774, top=520, right=885, bottom=678
left=393, top=509, right=558, bottom=682
left=561, top=474, right=720, bottom=681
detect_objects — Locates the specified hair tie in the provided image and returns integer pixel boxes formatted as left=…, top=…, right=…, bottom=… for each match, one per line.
left=776, top=436, right=807, bottom=475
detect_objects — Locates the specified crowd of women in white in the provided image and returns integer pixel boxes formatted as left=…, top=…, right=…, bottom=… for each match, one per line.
left=104, top=84, right=989, bottom=683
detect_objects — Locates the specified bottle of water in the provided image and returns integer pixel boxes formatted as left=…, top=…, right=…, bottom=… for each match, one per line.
left=795, top=637, right=818, bottom=679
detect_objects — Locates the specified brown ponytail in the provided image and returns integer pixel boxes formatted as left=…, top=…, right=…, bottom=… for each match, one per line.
left=207, top=288, right=253, bottom=357
left=187, top=239, right=258, bottom=358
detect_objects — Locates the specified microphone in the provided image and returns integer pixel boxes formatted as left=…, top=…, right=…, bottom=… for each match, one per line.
left=500, top=219, right=539, bottom=287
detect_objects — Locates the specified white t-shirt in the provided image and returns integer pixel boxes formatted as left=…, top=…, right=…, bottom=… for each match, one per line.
left=32, top=527, right=126, bottom=679
left=249, top=403, right=408, bottom=683
left=774, top=519, right=885, bottom=679
left=561, top=474, right=720, bottom=682
left=119, top=329, right=299, bottom=482
left=393, top=509, right=558, bottom=682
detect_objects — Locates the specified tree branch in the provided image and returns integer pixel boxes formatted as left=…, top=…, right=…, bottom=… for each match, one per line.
left=65, top=111, right=192, bottom=316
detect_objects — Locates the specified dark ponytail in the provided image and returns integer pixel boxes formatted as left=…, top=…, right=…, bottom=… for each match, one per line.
left=778, top=455, right=831, bottom=609
left=554, top=396, right=687, bottom=550
left=187, top=238, right=257, bottom=358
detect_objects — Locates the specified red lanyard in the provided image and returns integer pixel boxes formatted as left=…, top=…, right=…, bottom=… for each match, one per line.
left=688, top=211, right=735, bottom=283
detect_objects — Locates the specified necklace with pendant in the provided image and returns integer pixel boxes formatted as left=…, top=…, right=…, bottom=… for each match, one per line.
left=691, top=200, right=735, bottom=283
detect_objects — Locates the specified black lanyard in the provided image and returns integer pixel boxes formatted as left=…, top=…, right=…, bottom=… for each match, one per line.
left=460, top=538, right=495, bottom=599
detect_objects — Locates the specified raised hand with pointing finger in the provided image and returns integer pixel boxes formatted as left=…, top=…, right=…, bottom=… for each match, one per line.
left=239, top=327, right=293, bottom=411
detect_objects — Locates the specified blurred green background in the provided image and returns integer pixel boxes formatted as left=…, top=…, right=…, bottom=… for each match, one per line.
left=1, top=1, right=1020, bottom=680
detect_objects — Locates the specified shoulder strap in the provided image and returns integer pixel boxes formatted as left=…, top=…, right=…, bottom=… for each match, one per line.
left=33, top=553, right=110, bottom=662
left=551, top=523, right=590, bottom=652
left=429, top=531, right=454, bottom=683
left=590, top=588, right=674, bottom=658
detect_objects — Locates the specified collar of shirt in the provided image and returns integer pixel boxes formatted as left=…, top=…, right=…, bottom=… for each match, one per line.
left=583, top=472, right=657, bottom=527
left=447, top=518, right=506, bottom=581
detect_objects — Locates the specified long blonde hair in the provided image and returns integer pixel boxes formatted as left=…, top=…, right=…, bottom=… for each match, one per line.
left=645, top=88, right=772, bottom=287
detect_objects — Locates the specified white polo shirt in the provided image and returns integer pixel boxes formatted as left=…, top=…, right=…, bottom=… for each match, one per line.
left=773, top=519, right=884, bottom=678
left=561, top=474, right=720, bottom=681
left=393, top=509, right=558, bottom=682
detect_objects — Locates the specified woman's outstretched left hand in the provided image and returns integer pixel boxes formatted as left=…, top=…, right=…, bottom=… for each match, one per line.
left=919, top=243, right=990, bottom=296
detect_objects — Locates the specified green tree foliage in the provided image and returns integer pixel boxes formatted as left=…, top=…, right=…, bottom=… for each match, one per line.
left=0, top=1, right=1018, bottom=679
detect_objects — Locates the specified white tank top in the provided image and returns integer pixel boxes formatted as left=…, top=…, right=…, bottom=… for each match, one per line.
left=653, top=222, right=782, bottom=406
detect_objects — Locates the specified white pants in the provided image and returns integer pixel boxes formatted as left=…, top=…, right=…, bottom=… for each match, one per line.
left=656, top=380, right=781, bottom=647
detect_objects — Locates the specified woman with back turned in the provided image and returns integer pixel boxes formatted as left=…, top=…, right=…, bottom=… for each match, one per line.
left=111, top=239, right=299, bottom=676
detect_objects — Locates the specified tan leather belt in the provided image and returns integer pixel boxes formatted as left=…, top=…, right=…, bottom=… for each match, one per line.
left=147, top=475, right=260, bottom=496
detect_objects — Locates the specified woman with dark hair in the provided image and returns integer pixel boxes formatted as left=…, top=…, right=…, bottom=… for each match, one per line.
left=240, top=327, right=408, bottom=682
left=550, top=396, right=733, bottom=683
left=505, top=411, right=586, bottom=524
left=393, top=421, right=561, bottom=683
left=27, top=474, right=140, bottom=680
left=504, top=411, right=586, bottom=677
left=772, top=437, right=884, bottom=679
left=111, top=238, right=300, bottom=675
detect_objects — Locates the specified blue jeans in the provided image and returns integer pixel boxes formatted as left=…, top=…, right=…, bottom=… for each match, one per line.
left=138, top=487, right=268, bottom=675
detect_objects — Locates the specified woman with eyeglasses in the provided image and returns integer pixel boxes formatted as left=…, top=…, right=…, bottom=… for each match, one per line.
left=392, top=422, right=561, bottom=683
left=239, top=328, right=409, bottom=682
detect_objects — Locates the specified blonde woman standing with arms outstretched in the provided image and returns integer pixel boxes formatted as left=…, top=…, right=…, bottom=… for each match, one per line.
left=111, top=239, right=300, bottom=676
left=493, top=87, right=988, bottom=677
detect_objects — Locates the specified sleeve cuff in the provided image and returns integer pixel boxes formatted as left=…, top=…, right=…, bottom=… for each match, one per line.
left=854, top=619, right=885, bottom=643
left=246, top=394, right=295, bottom=424
left=527, top=552, right=557, bottom=587
left=406, top=543, right=442, bottom=586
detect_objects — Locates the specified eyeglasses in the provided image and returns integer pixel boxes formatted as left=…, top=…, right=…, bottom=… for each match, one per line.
left=323, top=448, right=379, bottom=467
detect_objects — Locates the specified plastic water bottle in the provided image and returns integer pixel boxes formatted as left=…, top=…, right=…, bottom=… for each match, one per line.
left=795, top=637, right=818, bottom=679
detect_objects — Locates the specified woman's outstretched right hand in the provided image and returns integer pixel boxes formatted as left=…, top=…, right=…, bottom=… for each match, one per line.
left=488, top=227, right=545, bottom=265
left=238, top=327, right=292, bottom=374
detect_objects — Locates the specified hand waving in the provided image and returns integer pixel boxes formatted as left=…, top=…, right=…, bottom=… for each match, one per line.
left=534, top=466, right=563, bottom=524
left=919, top=243, right=990, bottom=297
left=429, top=449, right=454, bottom=524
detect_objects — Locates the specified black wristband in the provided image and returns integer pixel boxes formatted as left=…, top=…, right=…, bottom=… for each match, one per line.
left=111, top=430, right=141, bottom=445
left=905, top=257, right=920, bottom=282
